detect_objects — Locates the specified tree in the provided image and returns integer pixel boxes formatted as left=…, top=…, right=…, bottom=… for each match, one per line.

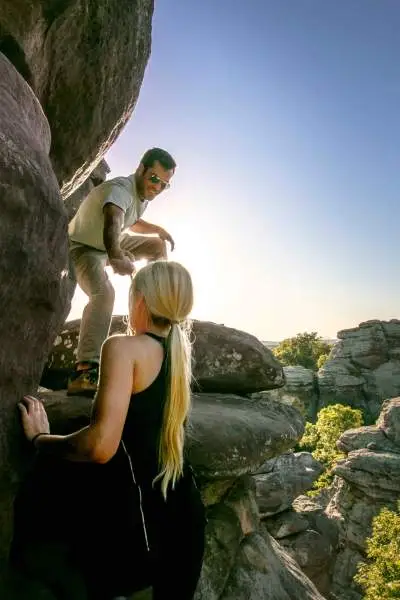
left=273, top=332, right=332, bottom=371
left=297, top=404, right=364, bottom=493
left=355, top=502, right=400, bottom=599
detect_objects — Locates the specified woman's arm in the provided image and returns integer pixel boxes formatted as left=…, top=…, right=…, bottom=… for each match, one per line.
left=19, top=336, right=135, bottom=463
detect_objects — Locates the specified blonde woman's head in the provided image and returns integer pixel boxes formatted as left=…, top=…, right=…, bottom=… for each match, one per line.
left=129, top=260, right=193, bottom=334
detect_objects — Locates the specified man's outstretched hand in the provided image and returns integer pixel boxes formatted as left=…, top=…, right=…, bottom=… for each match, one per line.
left=109, top=251, right=136, bottom=276
left=158, top=228, right=175, bottom=251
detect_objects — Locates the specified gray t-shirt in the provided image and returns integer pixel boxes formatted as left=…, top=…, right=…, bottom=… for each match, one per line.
left=68, top=175, right=148, bottom=251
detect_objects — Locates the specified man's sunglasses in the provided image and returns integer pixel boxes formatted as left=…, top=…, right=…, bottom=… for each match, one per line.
left=148, top=173, right=170, bottom=190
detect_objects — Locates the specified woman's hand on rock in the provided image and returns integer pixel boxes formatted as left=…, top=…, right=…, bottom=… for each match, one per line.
left=18, top=395, right=50, bottom=442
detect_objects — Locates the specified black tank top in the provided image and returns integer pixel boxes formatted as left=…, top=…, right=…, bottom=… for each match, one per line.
left=120, top=332, right=169, bottom=486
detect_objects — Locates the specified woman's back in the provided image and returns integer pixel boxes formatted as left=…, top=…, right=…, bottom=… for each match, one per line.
left=121, top=331, right=168, bottom=484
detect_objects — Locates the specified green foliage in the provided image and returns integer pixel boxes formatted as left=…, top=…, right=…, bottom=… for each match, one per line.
left=298, top=404, right=364, bottom=493
left=297, top=421, right=319, bottom=453
left=273, top=331, right=332, bottom=371
left=355, top=502, right=400, bottom=599
left=308, top=404, right=364, bottom=464
left=317, top=352, right=330, bottom=370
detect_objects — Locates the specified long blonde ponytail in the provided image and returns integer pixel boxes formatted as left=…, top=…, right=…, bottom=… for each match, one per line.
left=129, top=261, right=193, bottom=499
left=156, top=320, right=192, bottom=498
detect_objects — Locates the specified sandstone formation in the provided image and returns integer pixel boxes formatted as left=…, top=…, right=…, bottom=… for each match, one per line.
left=257, top=320, right=400, bottom=425
left=252, top=365, right=318, bottom=420
left=41, top=317, right=285, bottom=395
left=253, top=452, right=324, bottom=517
left=326, top=397, right=400, bottom=599
left=264, top=495, right=338, bottom=596
left=0, top=2, right=155, bottom=590
left=0, top=0, right=154, bottom=195
left=0, top=53, right=73, bottom=586
left=252, top=452, right=337, bottom=596
left=65, top=159, right=110, bottom=221
left=318, top=320, right=400, bottom=422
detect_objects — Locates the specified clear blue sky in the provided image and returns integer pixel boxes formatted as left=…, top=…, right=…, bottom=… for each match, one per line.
left=69, top=0, right=400, bottom=341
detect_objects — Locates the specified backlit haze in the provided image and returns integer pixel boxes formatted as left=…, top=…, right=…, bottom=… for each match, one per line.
left=68, top=1, right=400, bottom=342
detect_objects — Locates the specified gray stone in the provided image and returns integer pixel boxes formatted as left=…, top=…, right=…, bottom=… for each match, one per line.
left=292, top=496, right=339, bottom=547
left=333, top=448, right=400, bottom=500
left=0, top=52, right=72, bottom=585
left=330, top=547, right=364, bottom=600
left=253, top=452, right=323, bottom=517
left=337, top=424, right=400, bottom=454
left=336, top=321, right=389, bottom=369
left=38, top=390, right=304, bottom=482
left=263, top=510, right=309, bottom=539
left=65, top=159, right=110, bottom=221
left=0, top=0, right=154, bottom=194
left=195, top=478, right=325, bottom=600
left=264, top=496, right=338, bottom=595
left=278, top=529, right=332, bottom=594
left=219, top=530, right=325, bottom=600
left=41, top=318, right=286, bottom=395
left=377, top=396, right=400, bottom=447
left=318, top=320, right=400, bottom=421
left=252, top=365, right=318, bottom=420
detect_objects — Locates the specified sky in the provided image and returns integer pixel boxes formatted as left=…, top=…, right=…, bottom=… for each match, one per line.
left=68, top=0, right=400, bottom=341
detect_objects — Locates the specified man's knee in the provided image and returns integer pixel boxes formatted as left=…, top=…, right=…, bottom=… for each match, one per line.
left=99, top=279, right=115, bottom=305
left=152, top=238, right=167, bottom=260
left=90, top=279, right=115, bottom=309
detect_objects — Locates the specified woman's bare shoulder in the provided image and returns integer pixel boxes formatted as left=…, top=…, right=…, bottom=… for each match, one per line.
left=102, top=333, right=157, bottom=355
left=101, top=334, right=141, bottom=356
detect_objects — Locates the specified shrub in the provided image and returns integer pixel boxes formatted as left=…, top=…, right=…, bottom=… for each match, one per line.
left=297, top=404, right=364, bottom=493
left=355, top=502, right=400, bottom=599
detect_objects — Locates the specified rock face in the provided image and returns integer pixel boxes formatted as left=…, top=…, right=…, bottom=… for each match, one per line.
left=253, top=452, right=324, bottom=517
left=0, top=1, right=154, bottom=194
left=326, top=397, right=400, bottom=600
left=41, top=317, right=285, bottom=395
left=252, top=365, right=318, bottom=420
left=252, top=451, right=336, bottom=596
left=261, top=320, right=400, bottom=424
left=0, top=53, right=73, bottom=582
left=318, top=320, right=400, bottom=422
left=3, top=390, right=325, bottom=599
left=264, top=495, right=338, bottom=596
left=64, top=159, right=110, bottom=221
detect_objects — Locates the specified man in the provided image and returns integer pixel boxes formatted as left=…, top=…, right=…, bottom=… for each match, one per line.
left=67, top=147, right=176, bottom=396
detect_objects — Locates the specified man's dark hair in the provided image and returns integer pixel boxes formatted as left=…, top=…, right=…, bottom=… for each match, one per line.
left=140, top=148, right=176, bottom=172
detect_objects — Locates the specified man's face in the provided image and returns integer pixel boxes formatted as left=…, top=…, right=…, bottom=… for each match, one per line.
left=138, top=160, right=174, bottom=201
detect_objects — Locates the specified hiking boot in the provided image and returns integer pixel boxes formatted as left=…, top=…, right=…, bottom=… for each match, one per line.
left=67, top=365, right=99, bottom=397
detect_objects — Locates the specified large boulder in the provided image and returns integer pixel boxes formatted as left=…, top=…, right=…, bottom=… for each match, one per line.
left=191, top=321, right=285, bottom=393
left=32, top=391, right=304, bottom=489
left=41, top=317, right=285, bottom=395
left=326, top=397, right=400, bottom=599
left=318, top=320, right=400, bottom=422
left=0, top=53, right=73, bottom=585
left=0, top=1, right=154, bottom=194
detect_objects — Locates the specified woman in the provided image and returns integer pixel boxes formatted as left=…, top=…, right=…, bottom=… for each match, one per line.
left=15, top=260, right=206, bottom=600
